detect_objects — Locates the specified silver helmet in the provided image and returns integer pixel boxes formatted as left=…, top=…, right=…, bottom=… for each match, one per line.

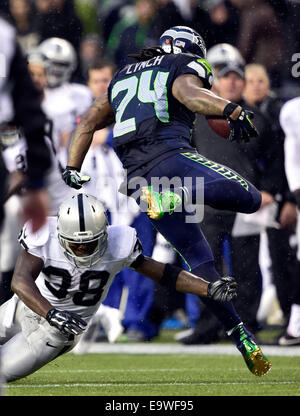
left=57, top=194, right=108, bottom=268
left=0, top=123, right=21, bottom=149
left=207, top=43, right=245, bottom=68
left=38, top=37, right=77, bottom=88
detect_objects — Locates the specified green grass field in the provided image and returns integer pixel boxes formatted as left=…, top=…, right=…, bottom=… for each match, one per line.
left=3, top=329, right=300, bottom=397
left=5, top=352, right=300, bottom=396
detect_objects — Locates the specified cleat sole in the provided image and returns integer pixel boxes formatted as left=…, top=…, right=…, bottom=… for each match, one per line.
left=248, top=348, right=272, bottom=376
left=141, top=186, right=164, bottom=220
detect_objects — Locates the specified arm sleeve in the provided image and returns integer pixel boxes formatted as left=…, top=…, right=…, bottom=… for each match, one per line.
left=18, top=220, right=49, bottom=263
left=9, top=43, right=51, bottom=189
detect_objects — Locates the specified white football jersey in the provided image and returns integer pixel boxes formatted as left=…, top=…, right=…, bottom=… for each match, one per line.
left=61, top=82, right=93, bottom=117
left=43, top=82, right=93, bottom=167
left=17, top=217, right=142, bottom=322
left=280, top=97, right=300, bottom=192
left=42, top=90, right=80, bottom=215
left=81, top=144, right=139, bottom=226
left=44, top=82, right=92, bottom=126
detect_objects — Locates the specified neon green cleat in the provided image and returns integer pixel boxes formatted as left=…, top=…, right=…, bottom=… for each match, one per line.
left=141, top=186, right=182, bottom=220
left=235, top=325, right=272, bottom=376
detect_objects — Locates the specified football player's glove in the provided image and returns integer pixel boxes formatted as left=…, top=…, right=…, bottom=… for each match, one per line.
left=207, top=276, right=238, bottom=302
left=46, top=308, right=87, bottom=336
left=223, top=103, right=259, bottom=143
left=62, top=166, right=90, bottom=190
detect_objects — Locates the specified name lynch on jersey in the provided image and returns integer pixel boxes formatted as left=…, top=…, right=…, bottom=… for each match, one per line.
left=125, top=55, right=165, bottom=75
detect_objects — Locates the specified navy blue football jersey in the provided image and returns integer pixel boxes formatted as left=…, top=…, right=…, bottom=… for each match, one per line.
left=108, top=52, right=213, bottom=178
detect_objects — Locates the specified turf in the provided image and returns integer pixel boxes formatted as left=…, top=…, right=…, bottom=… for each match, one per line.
left=5, top=353, right=300, bottom=396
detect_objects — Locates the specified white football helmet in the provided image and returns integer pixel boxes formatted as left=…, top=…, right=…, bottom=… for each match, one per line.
left=207, top=43, right=245, bottom=68
left=57, top=194, right=108, bottom=268
left=38, top=37, right=77, bottom=88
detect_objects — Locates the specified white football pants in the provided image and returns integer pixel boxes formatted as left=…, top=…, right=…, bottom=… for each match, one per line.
left=0, top=296, right=76, bottom=382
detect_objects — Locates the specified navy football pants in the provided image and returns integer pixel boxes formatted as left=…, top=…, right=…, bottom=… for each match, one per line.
left=141, top=151, right=262, bottom=331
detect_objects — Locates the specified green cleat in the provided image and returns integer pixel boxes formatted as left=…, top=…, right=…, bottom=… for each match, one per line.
left=234, top=324, right=272, bottom=376
left=141, top=186, right=182, bottom=220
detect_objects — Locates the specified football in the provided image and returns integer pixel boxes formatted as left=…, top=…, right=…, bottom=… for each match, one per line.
left=206, top=116, right=231, bottom=139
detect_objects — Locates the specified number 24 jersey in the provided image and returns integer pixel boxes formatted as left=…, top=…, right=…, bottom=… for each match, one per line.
left=108, top=52, right=213, bottom=177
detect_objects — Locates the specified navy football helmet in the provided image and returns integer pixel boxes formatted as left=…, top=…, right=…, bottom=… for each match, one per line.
left=159, top=26, right=206, bottom=59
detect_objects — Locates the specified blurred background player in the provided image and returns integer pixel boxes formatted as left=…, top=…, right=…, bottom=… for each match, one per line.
left=27, top=48, right=76, bottom=215
left=0, top=12, right=51, bottom=394
left=37, top=36, right=93, bottom=166
left=243, top=63, right=298, bottom=331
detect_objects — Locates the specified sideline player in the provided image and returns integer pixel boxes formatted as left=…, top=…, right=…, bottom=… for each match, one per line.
left=278, top=97, right=300, bottom=345
left=0, top=194, right=236, bottom=382
left=62, top=26, right=271, bottom=376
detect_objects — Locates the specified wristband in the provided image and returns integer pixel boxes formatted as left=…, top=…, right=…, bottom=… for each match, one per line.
left=223, top=102, right=239, bottom=119
left=66, top=165, right=80, bottom=172
left=294, top=190, right=300, bottom=210
left=160, top=263, right=182, bottom=291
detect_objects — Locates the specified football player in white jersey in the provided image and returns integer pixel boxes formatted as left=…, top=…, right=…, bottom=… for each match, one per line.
left=27, top=50, right=76, bottom=215
left=279, top=97, right=300, bottom=345
left=38, top=37, right=93, bottom=166
left=0, top=193, right=237, bottom=382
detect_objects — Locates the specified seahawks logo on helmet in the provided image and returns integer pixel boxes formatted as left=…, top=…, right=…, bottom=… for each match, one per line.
left=159, top=26, right=206, bottom=59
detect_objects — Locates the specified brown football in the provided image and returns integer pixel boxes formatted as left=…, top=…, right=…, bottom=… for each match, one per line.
left=205, top=116, right=231, bottom=139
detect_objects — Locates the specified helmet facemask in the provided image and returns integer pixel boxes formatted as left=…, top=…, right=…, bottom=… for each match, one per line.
left=38, top=37, right=77, bottom=88
left=58, top=230, right=108, bottom=268
left=46, top=60, right=74, bottom=88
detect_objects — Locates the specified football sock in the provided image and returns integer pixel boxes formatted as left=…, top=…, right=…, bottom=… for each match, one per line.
left=192, top=262, right=242, bottom=332
left=287, top=304, right=300, bottom=338
left=227, top=322, right=253, bottom=345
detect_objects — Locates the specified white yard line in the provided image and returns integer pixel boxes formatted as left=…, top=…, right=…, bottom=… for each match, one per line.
left=6, top=381, right=299, bottom=389
left=70, top=342, right=300, bottom=356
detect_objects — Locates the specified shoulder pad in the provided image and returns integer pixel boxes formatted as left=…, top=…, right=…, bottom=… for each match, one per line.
left=107, top=225, right=138, bottom=260
left=174, top=54, right=213, bottom=89
left=18, top=218, right=51, bottom=251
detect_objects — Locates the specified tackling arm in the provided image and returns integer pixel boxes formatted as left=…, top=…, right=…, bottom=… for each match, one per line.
left=132, top=255, right=237, bottom=302
left=67, top=93, right=115, bottom=170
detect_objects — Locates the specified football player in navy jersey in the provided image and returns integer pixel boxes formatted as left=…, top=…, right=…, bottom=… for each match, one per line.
left=62, top=26, right=271, bottom=376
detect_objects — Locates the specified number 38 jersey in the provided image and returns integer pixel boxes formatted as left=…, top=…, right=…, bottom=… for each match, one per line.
left=18, top=217, right=142, bottom=322
left=108, top=52, right=213, bottom=178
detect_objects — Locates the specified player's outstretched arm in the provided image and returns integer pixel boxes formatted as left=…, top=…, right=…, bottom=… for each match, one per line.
left=63, top=93, right=115, bottom=188
left=132, top=255, right=237, bottom=302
